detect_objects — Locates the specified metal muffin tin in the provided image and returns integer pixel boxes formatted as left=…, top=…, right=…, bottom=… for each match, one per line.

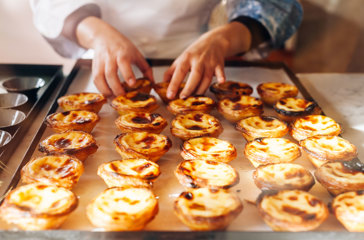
left=0, top=93, right=28, bottom=109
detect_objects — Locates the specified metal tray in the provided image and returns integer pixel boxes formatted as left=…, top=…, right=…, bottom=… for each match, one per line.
left=0, top=59, right=362, bottom=240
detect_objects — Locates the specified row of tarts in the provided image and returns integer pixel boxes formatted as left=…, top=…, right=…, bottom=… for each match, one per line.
left=0, top=78, right=363, bottom=232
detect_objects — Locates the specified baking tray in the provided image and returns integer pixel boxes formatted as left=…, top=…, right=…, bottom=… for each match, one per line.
left=0, top=59, right=362, bottom=240
left=0, top=64, right=63, bottom=166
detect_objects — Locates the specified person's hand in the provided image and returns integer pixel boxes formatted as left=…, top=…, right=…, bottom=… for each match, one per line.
left=164, top=22, right=252, bottom=99
left=76, top=17, right=153, bottom=97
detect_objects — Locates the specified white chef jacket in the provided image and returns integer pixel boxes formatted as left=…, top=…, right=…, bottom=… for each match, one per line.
left=30, top=0, right=303, bottom=59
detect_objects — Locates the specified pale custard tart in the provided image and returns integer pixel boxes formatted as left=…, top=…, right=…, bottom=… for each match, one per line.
left=171, top=113, right=223, bottom=141
left=332, top=191, right=364, bottom=232
left=244, top=138, right=301, bottom=168
left=235, top=116, right=288, bottom=142
left=290, top=115, right=341, bottom=141
left=218, top=95, right=263, bottom=122
left=121, top=77, right=152, bottom=94
left=153, top=81, right=186, bottom=104
left=210, top=81, right=253, bottom=100
left=86, top=187, right=158, bottom=231
left=57, top=92, right=106, bottom=113
left=111, top=91, right=158, bottom=115
left=45, top=110, right=100, bottom=133
left=115, top=112, right=167, bottom=134
left=174, top=188, right=243, bottom=230
left=274, top=97, right=322, bottom=122
left=253, top=163, right=315, bottom=191
left=300, top=135, right=357, bottom=168
left=38, top=130, right=98, bottom=161
left=257, top=190, right=328, bottom=232
left=315, top=161, right=364, bottom=196
left=181, top=137, right=237, bottom=163
left=114, top=131, right=172, bottom=162
left=175, top=159, right=239, bottom=189
left=21, top=155, right=84, bottom=189
left=167, top=96, right=215, bottom=115
left=0, top=183, right=78, bottom=230
left=257, top=82, right=299, bottom=106
left=97, top=158, right=160, bottom=188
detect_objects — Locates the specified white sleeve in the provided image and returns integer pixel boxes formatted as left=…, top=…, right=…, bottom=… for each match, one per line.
left=30, top=0, right=101, bottom=58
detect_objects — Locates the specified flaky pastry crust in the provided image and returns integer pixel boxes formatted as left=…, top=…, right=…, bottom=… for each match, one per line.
left=174, top=188, right=243, bottom=230
left=111, top=91, right=158, bottom=115
left=167, top=96, right=215, bottom=115
left=210, top=81, right=253, bottom=100
left=115, top=112, right=167, bottom=134
left=57, top=92, right=106, bottom=113
left=257, top=82, right=298, bottom=106
left=153, top=81, right=185, bottom=104
left=218, top=95, right=263, bottom=122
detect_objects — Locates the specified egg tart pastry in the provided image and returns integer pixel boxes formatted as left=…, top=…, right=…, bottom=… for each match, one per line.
left=257, top=190, right=328, bottom=231
left=300, top=135, right=357, bottom=168
left=181, top=137, right=236, bottom=163
left=121, top=77, right=152, bottom=94
left=174, top=188, right=243, bottom=230
left=57, top=92, right=106, bottom=113
left=167, top=96, right=215, bottom=115
left=253, top=163, right=315, bottom=191
left=114, top=131, right=172, bottom=162
left=111, top=91, right=158, bottom=115
left=86, top=187, right=158, bottom=231
left=314, top=161, right=364, bottom=196
left=21, top=155, right=84, bottom=189
left=257, top=82, right=299, bottom=106
left=0, top=183, right=78, bottom=230
left=39, top=130, right=98, bottom=161
left=153, top=81, right=185, bottom=104
left=97, top=158, right=160, bottom=188
left=235, top=116, right=288, bottom=142
left=218, top=95, right=263, bottom=122
left=290, top=115, right=341, bottom=141
left=175, top=159, right=239, bottom=189
left=115, top=112, right=167, bottom=134
left=210, top=80, right=253, bottom=100
left=274, top=97, right=322, bottom=122
left=171, top=113, right=223, bottom=141
left=45, top=110, right=100, bottom=133
left=244, top=138, right=301, bottom=168
left=332, top=191, right=364, bottom=232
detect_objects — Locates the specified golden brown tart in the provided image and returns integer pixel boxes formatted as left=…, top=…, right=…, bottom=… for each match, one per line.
left=0, top=183, right=78, bottom=230
left=300, top=135, right=357, bottom=168
left=86, top=187, right=158, bottom=231
left=290, top=115, right=341, bottom=141
left=244, top=138, right=301, bottom=168
left=121, top=77, right=152, bottom=94
left=38, top=130, right=98, bottom=161
left=273, top=97, right=322, bottom=122
left=170, top=113, right=223, bottom=141
left=315, top=161, right=364, bottom=196
left=332, top=191, right=364, bottom=232
left=257, top=190, right=328, bottom=231
left=235, top=116, right=288, bottom=142
left=114, top=131, right=172, bottom=162
left=174, top=188, right=243, bottom=230
left=97, top=158, right=160, bottom=188
left=175, top=159, right=239, bottom=189
left=153, top=81, right=185, bottom=104
left=181, top=137, right=237, bottom=163
left=111, top=91, right=158, bottom=115
left=115, top=112, right=167, bottom=134
left=257, top=82, right=299, bottom=106
left=45, top=110, right=100, bottom=133
left=21, top=155, right=84, bottom=189
left=218, top=95, right=263, bottom=122
left=167, top=96, right=215, bottom=115
left=253, top=163, right=315, bottom=191
left=210, top=81, right=253, bottom=100
left=57, top=92, right=106, bottom=113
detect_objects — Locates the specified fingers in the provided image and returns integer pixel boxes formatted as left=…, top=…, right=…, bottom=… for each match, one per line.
left=92, top=58, right=113, bottom=97
left=117, top=57, right=136, bottom=87
left=215, top=64, right=226, bottom=84
left=135, top=55, right=154, bottom=83
left=167, top=63, right=190, bottom=99
left=195, top=69, right=213, bottom=95
left=163, top=64, right=175, bottom=83
left=105, top=59, right=125, bottom=96
left=179, top=64, right=203, bottom=99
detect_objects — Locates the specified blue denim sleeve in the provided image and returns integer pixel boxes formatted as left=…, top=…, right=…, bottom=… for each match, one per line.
left=226, top=0, right=303, bottom=48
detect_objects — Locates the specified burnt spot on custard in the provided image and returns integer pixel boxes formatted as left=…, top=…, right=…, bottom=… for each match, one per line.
left=181, top=191, right=194, bottom=200
left=132, top=163, right=152, bottom=173
left=132, top=116, right=152, bottom=124
left=189, top=203, right=206, bottom=211
left=188, top=125, right=204, bottom=131
left=130, top=93, right=151, bottom=102
left=54, top=138, right=72, bottom=149
left=61, top=111, right=71, bottom=116
left=193, top=113, right=203, bottom=122
left=210, top=81, right=253, bottom=96
left=282, top=205, right=317, bottom=220
left=274, top=99, right=318, bottom=117
left=191, top=101, right=205, bottom=106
